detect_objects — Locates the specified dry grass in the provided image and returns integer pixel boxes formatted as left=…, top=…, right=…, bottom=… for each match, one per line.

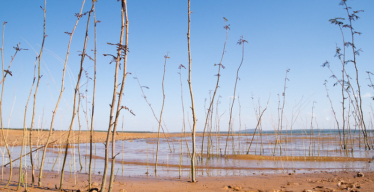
left=0, top=129, right=207, bottom=146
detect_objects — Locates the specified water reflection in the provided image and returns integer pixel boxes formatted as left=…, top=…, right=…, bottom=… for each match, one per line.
left=2, top=135, right=374, bottom=178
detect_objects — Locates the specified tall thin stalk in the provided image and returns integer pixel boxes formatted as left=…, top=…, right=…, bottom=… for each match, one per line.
left=60, top=4, right=92, bottom=189
left=326, top=2, right=369, bottom=149
left=246, top=97, right=270, bottom=154
left=187, top=0, right=197, bottom=182
left=1, top=44, right=27, bottom=188
left=342, top=2, right=370, bottom=149
left=155, top=53, right=169, bottom=174
left=273, top=69, right=290, bottom=155
left=108, top=1, right=131, bottom=191
left=309, top=101, right=316, bottom=156
left=207, top=93, right=214, bottom=158
left=77, top=92, right=83, bottom=171
left=224, top=36, right=247, bottom=155
left=39, top=0, right=86, bottom=187
left=324, top=80, right=342, bottom=148
left=18, top=56, right=37, bottom=190
left=101, top=0, right=125, bottom=189
left=201, top=18, right=230, bottom=160
left=178, top=63, right=186, bottom=178
left=0, top=21, right=12, bottom=189
left=29, top=1, right=47, bottom=187
left=88, top=0, right=97, bottom=189
left=331, top=16, right=348, bottom=150
left=81, top=70, right=91, bottom=173
left=135, top=75, right=172, bottom=151
left=279, top=69, right=289, bottom=155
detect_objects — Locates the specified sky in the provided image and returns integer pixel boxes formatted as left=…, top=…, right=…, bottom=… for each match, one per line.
left=0, top=0, right=373, bottom=133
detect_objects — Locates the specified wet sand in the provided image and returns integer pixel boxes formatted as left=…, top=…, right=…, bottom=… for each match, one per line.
left=0, top=168, right=373, bottom=191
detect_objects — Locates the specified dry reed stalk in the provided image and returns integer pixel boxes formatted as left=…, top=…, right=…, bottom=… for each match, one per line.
left=29, top=1, right=47, bottom=186
left=220, top=112, right=226, bottom=156
left=325, top=2, right=369, bottom=150
left=60, top=5, right=92, bottom=189
left=77, top=92, right=83, bottom=171
left=272, top=70, right=289, bottom=156
left=135, top=75, right=173, bottom=152
left=201, top=18, right=229, bottom=160
left=347, top=103, right=353, bottom=153
left=79, top=70, right=91, bottom=173
left=207, top=94, right=214, bottom=158
left=338, top=29, right=347, bottom=150
left=322, top=61, right=354, bottom=148
left=246, top=96, right=270, bottom=154
left=38, top=0, right=86, bottom=187
left=178, top=64, right=186, bottom=178
left=323, top=81, right=343, bottom=148
left=279, top=69, right=289, bottom=156
left=178, top=64, right=191, bottom=157
left=224, top=36, right=247, bottom=155
left=88, top=0, right=97, bottom=189
left=18, top=56, right=37, bottom=190
left=1, top=22, right=27, bottom=188
left=108, top=1, right=131, bottom=191
left=72, top=129, right=77, bottom=184
left=309, top=101, right=316, bottom=156
left=215, top=97, right=223, bottom=158
left=187, top=0, right=197, bottom=182
left=155, top=54, right=169, bottom=174
left=342, top=2, right=370, bottom=149
left=101, top=0, right=125, bottom=189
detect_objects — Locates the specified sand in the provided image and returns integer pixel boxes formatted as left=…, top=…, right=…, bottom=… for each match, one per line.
left=0, top=168, right=373, bottom=191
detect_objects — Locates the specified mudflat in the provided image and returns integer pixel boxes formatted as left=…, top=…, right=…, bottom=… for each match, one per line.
left=0, top=168, right=373, bottom=192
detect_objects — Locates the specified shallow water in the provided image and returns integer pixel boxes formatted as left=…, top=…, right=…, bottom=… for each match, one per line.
left=2, top=134, right=374, bottom=178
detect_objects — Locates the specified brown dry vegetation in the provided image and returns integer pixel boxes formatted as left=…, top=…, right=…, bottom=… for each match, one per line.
left=0, top=129, right=208, bottom=147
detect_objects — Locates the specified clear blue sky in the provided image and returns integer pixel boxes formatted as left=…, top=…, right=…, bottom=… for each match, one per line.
left=0, top=0, right=373, bottom=132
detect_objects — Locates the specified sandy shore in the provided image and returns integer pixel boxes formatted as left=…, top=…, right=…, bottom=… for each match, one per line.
left=0, top=168, right=373, bottom=191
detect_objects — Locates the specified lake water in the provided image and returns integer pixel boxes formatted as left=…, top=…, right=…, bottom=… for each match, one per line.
left=2, top=134, right=374, bottom=178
